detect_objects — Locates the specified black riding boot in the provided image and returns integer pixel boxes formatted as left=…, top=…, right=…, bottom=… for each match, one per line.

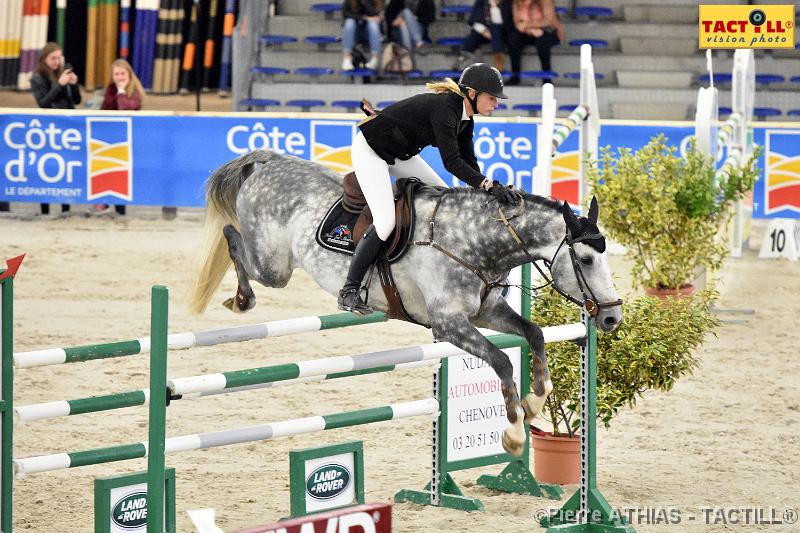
left=338, top=225, right=385, bottom=315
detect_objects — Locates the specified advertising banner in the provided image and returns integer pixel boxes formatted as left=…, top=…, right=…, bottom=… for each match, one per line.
left=1, top=111, right=797, bottom=218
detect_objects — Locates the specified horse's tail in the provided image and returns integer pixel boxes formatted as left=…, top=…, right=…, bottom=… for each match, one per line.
left=187, top=150, right=273, bottom=314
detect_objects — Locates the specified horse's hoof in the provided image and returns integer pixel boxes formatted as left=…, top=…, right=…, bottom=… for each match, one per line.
left=521, top=381, right=553, bottom=424
left=502, top=431, right=525, bottom=457
left=222, top=297, right=242, bottom=313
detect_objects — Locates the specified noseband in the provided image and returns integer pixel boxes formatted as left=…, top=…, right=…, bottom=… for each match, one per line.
left=497, top=200, right=623, bottom=317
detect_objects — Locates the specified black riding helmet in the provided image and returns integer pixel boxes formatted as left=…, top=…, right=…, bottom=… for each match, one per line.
left=458, top=63, right=508, bottom=113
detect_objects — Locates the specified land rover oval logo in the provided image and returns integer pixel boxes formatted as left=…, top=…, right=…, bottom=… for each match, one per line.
left=111, top=491, right=148, bottom=529
left=306, top=464, right=351, bottom=500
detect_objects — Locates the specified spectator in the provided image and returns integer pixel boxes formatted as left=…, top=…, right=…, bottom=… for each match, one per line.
left=410, top=0, right=436, bottom=44
left=453, top=0, right=511, bottom=72
left=30, top=42, right=81, bottom=216
left=385, top=0, right=426, bottom=54
left=93, top=59, right=145, bottom=216
left=342, top=0, right=384, bottom=71
left=506, top=0, right=564, bottom=86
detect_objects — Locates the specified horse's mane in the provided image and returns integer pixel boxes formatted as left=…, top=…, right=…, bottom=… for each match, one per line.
left=444, top=187, right=564, bottom=212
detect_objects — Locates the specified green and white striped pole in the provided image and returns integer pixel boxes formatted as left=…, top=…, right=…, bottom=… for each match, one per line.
left=14, top=312, right=388, bottom=368
left=13, top=399, right=439, bottom=476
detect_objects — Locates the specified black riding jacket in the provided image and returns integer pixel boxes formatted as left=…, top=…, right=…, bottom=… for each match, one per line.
left=358, top=91, right=485, bottom=188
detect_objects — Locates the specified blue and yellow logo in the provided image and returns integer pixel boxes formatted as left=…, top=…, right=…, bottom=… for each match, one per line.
left=86, top=117, right=133, bottom=201
left=311, top=120, right=356, bottom=174
left=764, top=131, right=800, bottom=216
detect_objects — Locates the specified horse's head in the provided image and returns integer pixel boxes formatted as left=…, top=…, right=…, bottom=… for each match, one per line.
left=549, top=197, right=623, bottom=332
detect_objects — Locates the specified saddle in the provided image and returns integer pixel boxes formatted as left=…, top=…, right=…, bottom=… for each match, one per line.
left=316, top=172, right=436, bottom=325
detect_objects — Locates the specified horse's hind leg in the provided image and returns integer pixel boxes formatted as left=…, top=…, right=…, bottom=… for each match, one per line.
left=430, top=311, right=526, bottom=457
left=473, top=296, right=552, bottom=425
left=222, top=224, right=257, bottom=313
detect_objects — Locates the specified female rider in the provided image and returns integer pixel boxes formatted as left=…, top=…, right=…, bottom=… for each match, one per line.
left=338, top=63, right=516, bottom=314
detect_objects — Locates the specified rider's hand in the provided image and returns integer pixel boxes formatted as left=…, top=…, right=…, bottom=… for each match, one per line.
left=490, top=181, right=516, bottom=204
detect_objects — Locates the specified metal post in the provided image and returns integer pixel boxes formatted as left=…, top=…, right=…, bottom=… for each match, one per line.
left=147, top=286, right=169, bottom=533
left=1, top=275, right=14, bottom=532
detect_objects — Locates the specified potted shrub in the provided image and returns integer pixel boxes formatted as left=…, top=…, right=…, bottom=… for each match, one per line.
left=586, top=135, right=759, bottom=294
left=527, top=285, right=719, bottom=484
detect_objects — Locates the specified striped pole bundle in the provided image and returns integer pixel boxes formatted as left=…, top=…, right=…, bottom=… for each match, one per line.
left=178, top=0, right=200, bottom=93
left=55, top=0, right=66, bottom=47
left=119, top=0, right=131, bottom=59
left=16, top=0, right=50, bottom=90
left=152, top=0, right=182, bottom=94
left=14, top=312, right=388, bottom=368
left=132, top=0, right=158, bottom=89
left=217, top=0, right=235, bottom=94
left=85, top=0, right=119, bottom=89
left=170, top=325, right=585, bottom=397
left=202, top=0, right=219, bottom=90
left=14, top=399, right=439, bottom=476
left=0, top=0, right=24, bottom=87
left=551, top=105, right=589, bottom=155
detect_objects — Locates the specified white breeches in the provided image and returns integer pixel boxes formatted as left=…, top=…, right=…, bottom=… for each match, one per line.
left=351, top=131, right=448, bottom=240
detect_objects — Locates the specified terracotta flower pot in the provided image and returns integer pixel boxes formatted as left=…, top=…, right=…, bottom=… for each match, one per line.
left=530, top=430, right=580, bottom=485
left=645, top=284, right=695, bottom=299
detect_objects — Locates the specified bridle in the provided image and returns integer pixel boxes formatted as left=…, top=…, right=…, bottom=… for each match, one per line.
left=495, top=197, right=623, bottom=317
left=414, top=190, right=623, bottom=317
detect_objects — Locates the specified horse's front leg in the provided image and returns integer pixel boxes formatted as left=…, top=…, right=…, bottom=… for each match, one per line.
left=472, top=296, right=552, bottom=425
left=222, top=224, right=256, bottom=313
left=430, top=311, right=526, bottom=457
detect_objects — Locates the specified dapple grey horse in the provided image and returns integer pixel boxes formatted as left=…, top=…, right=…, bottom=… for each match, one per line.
left=188, top=150, right=623, bottom=456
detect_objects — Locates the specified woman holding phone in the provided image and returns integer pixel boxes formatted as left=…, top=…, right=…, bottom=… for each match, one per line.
left=30, top=42, right=81, bottom=215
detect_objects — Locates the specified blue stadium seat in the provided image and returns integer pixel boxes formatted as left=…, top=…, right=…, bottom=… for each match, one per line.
left=563, top=71, right=605, bottom=81
left=697, top=73, right=732, bottom=84
left=512, top=103, right=542, bottom=116
left=286, top=99, right=326, bottom=111
left=520, top=70, right=559, bottom=80
left=340, top=68, right=377, bottom=77
left=239, top=98, right=281, bottom=110
left=718, top=106, right=732, bottom=116
left=787, top=109, right=800, bottom=117
left=294, top=67, right=336, bottom=82
left=568, top=39, right=608, bottom=48
left=441, top=5, right=472, bottom=20
left=435, top=37, right=465, bottom=50
left=753, top=107, right=781, bottom=119
left=429, top=69, right=462, bottom=79
left=790, top=75, right=800, bottom=85
left=559, top=104, right=579, bottom=112
left=377, top=101, right=397, bottom=108
left=574, top=6, right=614, bottom=18
left=310, top=3, right=342, bottom=19
left=755, top=74, right=785, bottom=87
left=260, top=35, right=298, bottom=47
left=304, top=35, right=342, bottom=51
left=495, top=103, right=508, bottom=110
left=250, top=66, right=290, bottom=80
left=331, top=100, right=362, bottom=111
left=556, top=7, right=567, bottom=15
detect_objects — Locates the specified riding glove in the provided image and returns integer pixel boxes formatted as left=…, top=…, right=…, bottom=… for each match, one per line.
left=490, top=181, right=516, bottom=204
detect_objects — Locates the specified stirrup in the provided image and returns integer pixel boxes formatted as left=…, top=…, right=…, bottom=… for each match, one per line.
left=337, top=287, right=373, bottom=315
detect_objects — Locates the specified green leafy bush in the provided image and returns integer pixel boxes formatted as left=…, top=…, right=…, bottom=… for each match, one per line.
left=586, top=135, right=759, bottom=289
left=530, top=286, right=720, bottom=436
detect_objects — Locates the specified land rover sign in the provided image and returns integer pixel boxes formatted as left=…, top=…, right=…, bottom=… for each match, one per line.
left=111, top=491, right=148, bottom=530
left=306, top=464, right=351, bottom=500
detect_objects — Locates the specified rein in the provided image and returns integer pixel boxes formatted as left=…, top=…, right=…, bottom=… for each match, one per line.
left=415, top=191, right=623, bottom=317
left=413, top=191, right=507, bottom=301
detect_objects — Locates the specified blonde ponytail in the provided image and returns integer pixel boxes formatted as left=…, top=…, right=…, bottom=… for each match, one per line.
left=425, top=78, right=466, bottom=98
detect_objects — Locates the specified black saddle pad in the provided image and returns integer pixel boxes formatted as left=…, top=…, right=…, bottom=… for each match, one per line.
left=315, top=196, right=410, bottom=264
